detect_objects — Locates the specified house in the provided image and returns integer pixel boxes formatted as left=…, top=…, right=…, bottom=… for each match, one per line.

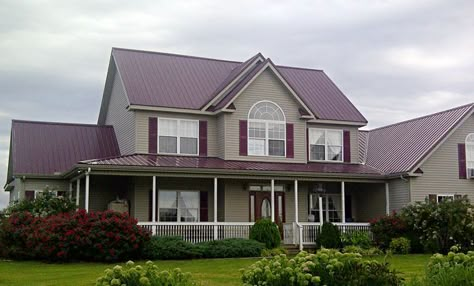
left=4, top=48, right=474, bottom=247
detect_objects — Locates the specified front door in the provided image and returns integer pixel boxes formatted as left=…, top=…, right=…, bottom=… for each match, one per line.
left=250, top=191, right=285, bottom=224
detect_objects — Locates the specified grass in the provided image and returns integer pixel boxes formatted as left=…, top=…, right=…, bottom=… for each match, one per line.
left=0, top=254, right=431, bottom=286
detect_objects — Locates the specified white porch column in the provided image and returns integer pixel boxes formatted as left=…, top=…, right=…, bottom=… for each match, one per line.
left=85, top=172, right=90, bottom=212
left=271, top=179, right=275, bottom=222
left=152, top=176, right=157, bottom=222
left=385, top=182, right=390, bottom=215
left=294, top=180, right=298, bottom=222
left=341, top=181, right=346, bottom=223
left=319, top=196, right=324, bottom=224
left=69, top=182, right=73, bottom=199
left=214, top=177, right=218, bottom=240
left=75, top=178, right=80, bottom=207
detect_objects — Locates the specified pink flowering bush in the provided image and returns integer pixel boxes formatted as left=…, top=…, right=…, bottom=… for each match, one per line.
left=0, top=210, right=150, bottom=261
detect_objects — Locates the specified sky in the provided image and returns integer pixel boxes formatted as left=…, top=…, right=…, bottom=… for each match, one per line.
left=0, top=0, right=473, bottom=209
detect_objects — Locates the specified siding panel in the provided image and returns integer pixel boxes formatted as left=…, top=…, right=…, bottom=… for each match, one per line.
left=388, top=179, right=410, bottom=212
left=104, top=74, right=135, bottom=155
left=410, top=115, right=474, bottom=201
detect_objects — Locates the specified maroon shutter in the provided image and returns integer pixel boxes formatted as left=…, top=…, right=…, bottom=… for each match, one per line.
left=306, top=128, right=310, bottom=161
left=343, top=130, right=351, bottom=163
left=286, top=123, right=294, bottom=158
left=458, top=143, right=467, bottom=179
left=239, top=120, right=248, bottom=156
left=149, top=117, right=158, bottom=154
left=428, top=194, right=437, bottom=203
left=199, top=121, right=208, bottom=157
left=200, top=191, right=208, bottom=222
left=25, top=190, right=35, bottom=201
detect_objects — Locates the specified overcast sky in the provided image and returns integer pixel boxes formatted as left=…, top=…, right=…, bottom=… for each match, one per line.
left=1, top=0, right=473, bottom=209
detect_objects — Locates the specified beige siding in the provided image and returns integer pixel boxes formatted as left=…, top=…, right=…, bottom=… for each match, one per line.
left=22, top=179, right=69, bottom=199
left=134, top=177, right=150, bottom=221
left=224, top=69, right=307, bottom=163
left=388, top=179, right=411, bottom=212
left=105, top=74, right=135, bottom=155
left=351, top=183, right=386, bottom=221
left=217, top=181, right=226, bottom=221
left=135, top=111, right=218, bottom=156
left=410, top=114, right=474, bottom=201
left=223, top=180, right=249, bottom=222
left=307, top=123, right=360, bottom=163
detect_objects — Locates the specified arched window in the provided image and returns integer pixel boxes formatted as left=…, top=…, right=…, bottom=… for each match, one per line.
left=466, top=133, right=474, bottom=177
left=248, top=101, right=286, bottom=156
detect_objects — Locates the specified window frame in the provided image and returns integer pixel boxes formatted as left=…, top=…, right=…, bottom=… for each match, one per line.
left=309, top=193, right=343, bottom=223
left=247, top=100, right=286, bottom=157
left=437, top=194, right=454, bottom=203
left=157, top=118, right=199, bottom=156
left=157, top=190, right=200, bottom=222
left=308, top=128, right=344, bottom=162
left=466, top=133, right=474, bottom=178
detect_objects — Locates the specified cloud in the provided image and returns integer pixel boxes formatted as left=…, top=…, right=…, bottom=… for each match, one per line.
left=0, top=0, right=474, bottom=209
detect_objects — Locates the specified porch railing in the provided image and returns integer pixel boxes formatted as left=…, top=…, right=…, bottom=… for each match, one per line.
left=137, top=222, right=254, bottom=244
left=284, top=222, right=372, bottom=246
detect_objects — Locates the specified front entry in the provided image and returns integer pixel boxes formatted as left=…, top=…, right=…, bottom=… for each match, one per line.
left=250, top=191, right=285, bottom=224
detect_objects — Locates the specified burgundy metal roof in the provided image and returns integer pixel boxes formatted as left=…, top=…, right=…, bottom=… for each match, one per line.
left=358, top=130, right=369, bottom=164
left=80, top=154, right=382, bottom=176
left=112, top=48, right=367, bottom=123
left=362, top=103, right=474, bottom=174
left=11, top=120, right=121, bottom=176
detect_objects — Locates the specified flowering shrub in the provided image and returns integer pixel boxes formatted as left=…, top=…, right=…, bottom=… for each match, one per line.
left=4, top=189, right=76, bottom=217
left=241, top=249, right=402, bottom=286
left=407, top=247, right=474, bottom=285
left=370, top=212, right=408, bottom=250
left=96, top=261, right=197, bottom=286
left=342, top=245, right=384, bottom=256
left=0, top=210, right=150, bottom=261
left=249, top=219, right=281, bottom=249
left=401, top=196, right=474, bottom=253
left=389, top=237, right=411, bottom=254
left=341, top=231, right=372, bottom=249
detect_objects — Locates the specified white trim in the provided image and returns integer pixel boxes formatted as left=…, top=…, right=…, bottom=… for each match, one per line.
left=294, top=180, right=298, bottom=223
left=341, top=181, right=345, bottom=223
left=409, top=107, right=474, bottom=174
left=201, top=56, right=265, bottom=111
left=85, top=173, right=90, bottom=212
left=385, top=182, right=390, bottom=215
left=270, top=179, right=275, bottom=222
left=157, top=190, right=201, bottom=222
left=436, top=194, right=454, bottom=203
left=308, top=128, right=343, bottom=162
left=222, top=62, right=315, bottom=118
left=247, top=101, right=287, bottom=157
left=157, top=117, right=199, bottom=156
left=466, top=133, right=474, bottom=178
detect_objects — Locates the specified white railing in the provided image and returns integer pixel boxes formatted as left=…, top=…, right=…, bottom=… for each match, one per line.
left=283, top=222, right=371, bottom=245
left=137, top=222, right=254, bottom=244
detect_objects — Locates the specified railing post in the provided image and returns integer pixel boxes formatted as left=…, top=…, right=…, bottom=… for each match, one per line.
left=299, top=224, right=303, bottom=251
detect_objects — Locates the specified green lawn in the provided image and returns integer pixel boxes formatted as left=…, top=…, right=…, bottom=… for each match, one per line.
left=0, top=255, right=431, bottom=286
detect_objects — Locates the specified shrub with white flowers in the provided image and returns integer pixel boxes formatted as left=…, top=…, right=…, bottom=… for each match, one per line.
left=95, top=261, right=196, bottom=286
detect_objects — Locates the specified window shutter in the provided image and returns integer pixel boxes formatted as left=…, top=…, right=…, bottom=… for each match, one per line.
left=286, top=123, right=294, bottom=158
left=199, top=121, right=208, bottom=157
left=343, top=130, right=351, bottom=163
left=200, top=191, right=208, bottom=222
left=306, top=128, right=310, bottom=161
left=239, top=120, right=248, bottom=156
left=428, top=194, right=437, bottom=203
left=149, top=117, right=158, bottom=154
left=25, top=190, right=35, bottom=201
left=458, top=143, right=467, bottom=179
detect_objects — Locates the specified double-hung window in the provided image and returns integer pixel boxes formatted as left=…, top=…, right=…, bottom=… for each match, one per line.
left=158, top=118, right=198, bottom=155
left=467, top=133, right=474, bottom=178
left=158, top=191, right=200, bottom=222
left=248, top=101, right=286, bottom=156
left=308, top=129, right=343, bottom=161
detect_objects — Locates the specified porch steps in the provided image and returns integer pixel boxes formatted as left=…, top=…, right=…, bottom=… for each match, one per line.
left=282, top=244, right=302, bottom=255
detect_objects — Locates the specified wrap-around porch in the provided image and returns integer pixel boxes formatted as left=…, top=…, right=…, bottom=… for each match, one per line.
left=70, top=172, right=389, bottom=249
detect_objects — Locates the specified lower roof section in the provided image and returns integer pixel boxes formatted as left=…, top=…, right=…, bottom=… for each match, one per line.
left=78, top=154, right=384, bottom=179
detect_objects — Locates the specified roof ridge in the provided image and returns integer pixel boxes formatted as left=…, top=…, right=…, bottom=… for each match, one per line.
left=12, top=119, right=114, bottom=128
left=368, top=102, right=474, bottom=132
left=276, top=64, right=324, bottom=72
left=112, top=47, right=243, bottom=64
